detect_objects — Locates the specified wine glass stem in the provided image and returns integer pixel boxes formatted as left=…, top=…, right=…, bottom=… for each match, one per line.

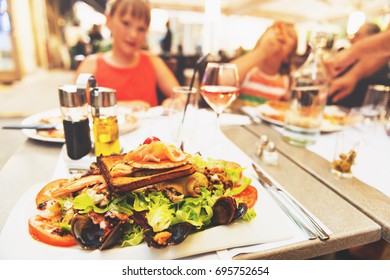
left=214, top=112, right=221, bottom=139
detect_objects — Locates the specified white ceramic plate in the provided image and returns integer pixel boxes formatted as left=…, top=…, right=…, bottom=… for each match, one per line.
left=0, top=174, right=294, bottom=260
left=21, top=108, right=140, bottom=143
left=257, top=103, right=347, bottom=133
left=21, top=108, right=65, bottom=143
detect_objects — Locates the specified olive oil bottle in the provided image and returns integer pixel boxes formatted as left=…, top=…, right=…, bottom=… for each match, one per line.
left=93, top=115, right=120, bottom=156
left=90, top=87, right=121, bottom=156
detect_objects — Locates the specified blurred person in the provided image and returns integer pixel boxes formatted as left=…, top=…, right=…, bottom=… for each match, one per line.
left=327, top=27, right=390, bottom=77
left=350, top=22, right=380, bottom=44
left=217, top=49, right=230, bottom=62
left=65, top=20, right=89, bottom=69
left=326, top=24, right=390, bottom=106
left=160, top=20, right=172, bottom=54
left=75, top=0, right=179, bottom=107
left=231, top=21, right=298, bottom=106
left=88, top=24, right=104, bottom=54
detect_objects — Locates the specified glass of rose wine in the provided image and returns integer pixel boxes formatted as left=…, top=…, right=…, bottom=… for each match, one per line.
left=200, top=62, right=240, bottom=144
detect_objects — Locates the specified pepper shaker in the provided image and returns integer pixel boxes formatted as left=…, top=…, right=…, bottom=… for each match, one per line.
left=256, top=134, right=269, bottom=157
left=261, top=141, right=279, bottom=166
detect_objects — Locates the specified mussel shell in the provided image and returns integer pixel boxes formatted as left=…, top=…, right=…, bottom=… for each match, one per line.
left=99, top=221, right=125, bottom=250
left=143, top=222, right=194, bottom=249
left=211, top=196, right=237, bottom=225
left=71, top=214, right=124, bottom=250
left=232, top=202, right=248, bottom=222
left=71, top=214, right=103, bottom=250
left=168, top=222, right=193, bottom=245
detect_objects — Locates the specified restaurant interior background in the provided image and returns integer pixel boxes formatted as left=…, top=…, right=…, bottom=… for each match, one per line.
left=0, top=0, right=390, bottom=262
left=0, top=0, right=389, bottom=84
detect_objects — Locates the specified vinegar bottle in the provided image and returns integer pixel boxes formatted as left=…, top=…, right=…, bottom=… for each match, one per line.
left=90, top=87, right=121, bottom=156
left=59, top=84, right=92, bottom=160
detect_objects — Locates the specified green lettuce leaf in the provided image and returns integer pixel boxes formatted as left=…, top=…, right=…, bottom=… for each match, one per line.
left=73, top=193, right=108, bottom=214
left=121, top=223, right=144, bottom=247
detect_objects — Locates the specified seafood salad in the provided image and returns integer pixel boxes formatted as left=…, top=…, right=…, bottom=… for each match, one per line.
left=28, top=137, right=258, bottom=251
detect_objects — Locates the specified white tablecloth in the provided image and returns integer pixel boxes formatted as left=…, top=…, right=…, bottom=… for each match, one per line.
left=308, top=125, right=390, bottom=197
left=271, top=122, right=390, bottom=197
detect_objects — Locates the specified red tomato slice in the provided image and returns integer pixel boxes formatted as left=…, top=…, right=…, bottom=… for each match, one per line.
left=143, top=136, right=161, bottom=144
left=234, top=185, right=258, bottom=209
left=28, top=216, right=77, bottom=247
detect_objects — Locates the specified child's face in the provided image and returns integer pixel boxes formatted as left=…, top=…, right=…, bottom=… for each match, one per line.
left=106, top=9, right=149, bottom=55
left=265, top=23, right=296, bottom=63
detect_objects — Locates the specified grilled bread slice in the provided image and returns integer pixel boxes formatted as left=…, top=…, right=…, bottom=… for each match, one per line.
left=97, top=154, right=196, bottom=194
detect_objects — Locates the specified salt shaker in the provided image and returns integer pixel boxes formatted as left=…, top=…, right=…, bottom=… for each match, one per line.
left=256, top=134, right=269, bottom=157
left=261, top=141, right=279, bottom=165
left=59, top=84, right=92, bottom=160
left=90, top=87, right=121, bottom=156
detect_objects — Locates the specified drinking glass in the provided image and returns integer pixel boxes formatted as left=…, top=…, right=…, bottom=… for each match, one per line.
left=199, top=63, right=240, bottom=142
left=360, top=84, right=389, bottom=127
left=169, top=86, right=198, bottom=147
left=330, top=131, right=359, bottom=179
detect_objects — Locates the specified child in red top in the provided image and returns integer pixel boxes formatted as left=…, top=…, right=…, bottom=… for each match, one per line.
left=75, top=0, right=179, bottom=107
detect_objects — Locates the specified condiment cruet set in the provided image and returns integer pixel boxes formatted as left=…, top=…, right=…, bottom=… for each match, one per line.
left=58, top=74, right=120, bottom=160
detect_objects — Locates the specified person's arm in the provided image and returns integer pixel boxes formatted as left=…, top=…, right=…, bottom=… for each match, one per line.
left=231, top=47, right=264, bottom=83
left=352, top=29, right=390, bottom=58
left=149, top=54, right=180, bottom=98
left=327, top=30, right=390, bottom=77
left=329, top=55, right=389, bottom=102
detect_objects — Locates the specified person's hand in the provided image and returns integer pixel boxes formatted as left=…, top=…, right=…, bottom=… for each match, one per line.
left=254, top=25, right=284, bottom=57
left=329, top=73, right=358, bottom=102
left=324, top=49, right=358, bottom=78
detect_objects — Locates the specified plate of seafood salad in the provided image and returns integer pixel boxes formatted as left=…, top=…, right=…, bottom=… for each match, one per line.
left=27, top=137, right=258, bottom=252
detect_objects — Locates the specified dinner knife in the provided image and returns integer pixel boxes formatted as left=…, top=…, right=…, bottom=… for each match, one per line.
left=2, top=124, right=58, bottom=130
left=252, top=163, right=330, bottom=241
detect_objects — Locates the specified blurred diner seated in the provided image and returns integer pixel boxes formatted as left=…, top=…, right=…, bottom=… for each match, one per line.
left=231, top=21, right=298, bottom=107
left=65, top=19, right=89, bottom=70
left=326, top=23, right=390, bottom=108
left=88, top=24, right=104, bottom=54
left=75, top=0, right=179, bottom=110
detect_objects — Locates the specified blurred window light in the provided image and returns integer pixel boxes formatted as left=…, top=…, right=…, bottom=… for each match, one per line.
left=150, top=9, right=169, bottom=32
left=74, top=1, right=106, bottom=28
left=0, top=0, right=10, bottom=32
left=347, top=11, right=366, bottom=36
left=205, top=0, right=221, bottom=20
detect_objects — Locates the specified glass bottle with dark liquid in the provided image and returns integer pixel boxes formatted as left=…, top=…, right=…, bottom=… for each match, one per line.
left=63, top=118, right=91, bottom=159
left=59, top=84, right=92, bottom=159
